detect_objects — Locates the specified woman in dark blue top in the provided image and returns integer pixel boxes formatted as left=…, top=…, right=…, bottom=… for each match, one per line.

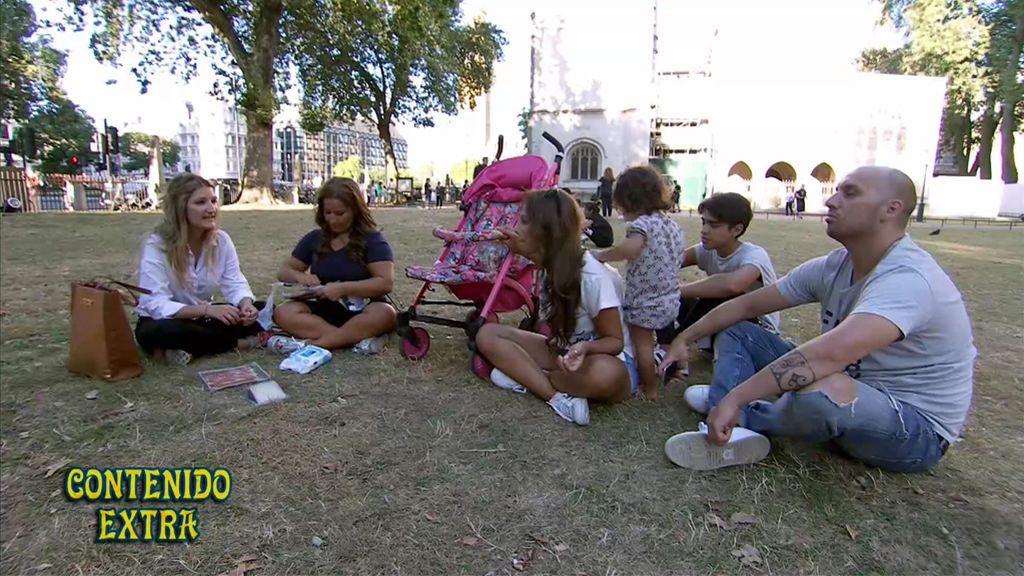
left=273, top=177, right=397, bottom=351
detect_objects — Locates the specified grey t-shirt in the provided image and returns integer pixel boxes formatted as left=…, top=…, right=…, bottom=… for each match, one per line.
left=775, top=235, right=975, bottom=443
left=696, top=242, right=780, bottom=331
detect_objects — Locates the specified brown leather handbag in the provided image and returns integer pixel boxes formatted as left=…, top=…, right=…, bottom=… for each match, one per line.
left=68, top=279, right=151, bottom=381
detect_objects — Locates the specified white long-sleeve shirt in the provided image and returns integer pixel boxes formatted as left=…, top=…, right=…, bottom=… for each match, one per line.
left=136, top=229, right=255, bottom=320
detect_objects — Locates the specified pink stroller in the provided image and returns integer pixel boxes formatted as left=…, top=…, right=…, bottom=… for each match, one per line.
left=398, top=133, right=565, bottom=378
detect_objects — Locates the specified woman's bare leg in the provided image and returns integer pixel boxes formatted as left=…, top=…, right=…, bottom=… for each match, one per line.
left=475, top=323, right=560, bottom=399
left=310, top=302, right=397, bottom=350
left=549, top=354, right=630, bottom=403
left=273, top=301, right=396, bottom=350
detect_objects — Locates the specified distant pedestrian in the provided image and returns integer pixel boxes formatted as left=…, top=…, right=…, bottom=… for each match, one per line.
left=436, top=185, right=445, bottom=209
left=597, top=167, right=615, bottom=217
left=794, top=185, right=807, bottom=219
left=672, top=183, right=682, bottom=212
left=785, top=190, right=795, bottom=216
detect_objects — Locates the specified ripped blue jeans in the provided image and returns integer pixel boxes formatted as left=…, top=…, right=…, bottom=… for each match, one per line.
left=709, top=322, right=947, bottom=473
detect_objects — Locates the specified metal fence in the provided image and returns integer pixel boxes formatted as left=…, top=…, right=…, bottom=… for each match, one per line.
left=0, top=169, right=149, bottom=213
left=676, top=208, right=1022, bottom=230
left=0, top=167, right=34, bottom=211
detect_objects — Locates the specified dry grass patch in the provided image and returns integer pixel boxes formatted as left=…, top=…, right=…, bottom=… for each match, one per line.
left=1, top=209, right=1021, bottom=575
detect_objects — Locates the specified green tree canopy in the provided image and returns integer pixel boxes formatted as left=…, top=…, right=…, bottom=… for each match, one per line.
left=332, top=154, right=362, bottom=180
left=120, top=132, right=181, bottom=172
left=26, top=97, right=95, bottom=173
left=65, top=0, right=298, bottom=201
left=1, top=0, right=68, bottom=121
left=294, top=0, right=505, bottom=182
left=862, top=0, right=1021, bottom=182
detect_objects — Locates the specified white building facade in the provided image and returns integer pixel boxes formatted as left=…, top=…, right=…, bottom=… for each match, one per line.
left=176, top=102, right=408, bottom=185
left=175, top=100, right=247, bottom=179
left=527, top=1, right=949, bottom=210
left=525, top=7, right=655, bottom=197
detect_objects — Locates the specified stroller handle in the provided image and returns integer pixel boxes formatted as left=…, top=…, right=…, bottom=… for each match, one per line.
left=495, top=135, right=504, bottom=161
left=541, top=131, right=564, bottom=153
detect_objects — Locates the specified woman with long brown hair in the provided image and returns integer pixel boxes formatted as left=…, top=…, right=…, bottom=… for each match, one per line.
left=475, top=189, right=637, bottom=426
left=135, top=173, right=263, bottom=365
left=274, top=177, right=397, bottom=351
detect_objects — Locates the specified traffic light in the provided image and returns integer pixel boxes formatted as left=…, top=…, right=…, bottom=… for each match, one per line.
left=70, top=155, right=81, bottom=174
left=106, top=126, right=120, bottom=154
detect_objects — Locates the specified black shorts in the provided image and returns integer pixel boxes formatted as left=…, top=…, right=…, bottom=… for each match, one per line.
left=303, top=298, right=388, bottom=327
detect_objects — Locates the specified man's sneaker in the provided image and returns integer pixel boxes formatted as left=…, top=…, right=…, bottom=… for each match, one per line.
left=683, top=385, right=711, bottom=415
left=490, top=368, right=527, bottom=394
left=664, top=423, right=770, bottom=471
left=163, top=349, right=193, bottom=366
left=547, top=393, right=590, bottom=426
left=353, top=335, right=386, bottom=355
left=264, top=335, right=305, bottom=355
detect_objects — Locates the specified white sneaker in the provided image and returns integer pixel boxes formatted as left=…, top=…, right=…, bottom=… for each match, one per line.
left=163, top=349, right=193, bottom=366
left=547, top=393, right=590, bottom=426
left=664, top=423, right=770, bottom=470
left=265, top=335, right=305, bottom=355
left=353, top=335, right=386, bottom=355
left=490, top=368, right=527, bottom=394
left=684, top=385, right=711, bottom=415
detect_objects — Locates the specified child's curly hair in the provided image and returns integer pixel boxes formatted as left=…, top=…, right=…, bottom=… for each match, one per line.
left=612, top=165, right=672, bottom=216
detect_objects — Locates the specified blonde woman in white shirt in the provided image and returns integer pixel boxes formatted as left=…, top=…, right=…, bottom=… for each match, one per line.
left=135, top=173, right=263, bottom=365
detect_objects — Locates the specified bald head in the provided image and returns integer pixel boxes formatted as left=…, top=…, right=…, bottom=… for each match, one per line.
left=848, top=166, right=917, bottom=224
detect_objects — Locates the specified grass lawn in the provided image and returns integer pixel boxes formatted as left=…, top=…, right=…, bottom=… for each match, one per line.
left=1, top=207, right=1022, bottom=575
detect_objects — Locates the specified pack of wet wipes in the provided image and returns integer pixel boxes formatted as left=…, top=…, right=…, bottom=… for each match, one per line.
left=279, top=345, right=332, bottom=375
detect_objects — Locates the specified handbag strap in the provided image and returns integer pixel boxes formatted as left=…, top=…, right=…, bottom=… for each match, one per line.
left=82, top=278, right=152, bottom=307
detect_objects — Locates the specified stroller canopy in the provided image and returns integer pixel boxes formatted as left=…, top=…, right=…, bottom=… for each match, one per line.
left=461, top=155, right=551, bottom=205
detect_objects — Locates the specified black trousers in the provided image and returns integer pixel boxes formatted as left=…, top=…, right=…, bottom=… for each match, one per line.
left=135, top=302, right=265, bottom=358
left=601, top=196, right=613, bottom=217
left=655, top=296, right=735, bottom=346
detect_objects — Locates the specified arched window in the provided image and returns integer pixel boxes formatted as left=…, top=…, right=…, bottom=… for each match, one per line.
left=569, top=143, right=601, bottom=180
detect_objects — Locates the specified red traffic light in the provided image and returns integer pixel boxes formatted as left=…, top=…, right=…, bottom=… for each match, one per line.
left=71, top=155, right=80, bottom=166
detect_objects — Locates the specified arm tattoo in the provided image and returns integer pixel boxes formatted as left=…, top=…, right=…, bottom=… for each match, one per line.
left=769, top=351, right=817, bottom=392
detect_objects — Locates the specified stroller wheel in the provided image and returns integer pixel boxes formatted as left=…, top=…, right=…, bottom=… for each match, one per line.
left=470, top=354, right=493, bottom=380
left=400, top=327, right=431, bottom=361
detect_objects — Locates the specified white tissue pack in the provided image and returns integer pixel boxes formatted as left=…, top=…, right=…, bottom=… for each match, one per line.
left=279, top=345, right=332, bottom=374
left=247, top=379, right=288, bottom=406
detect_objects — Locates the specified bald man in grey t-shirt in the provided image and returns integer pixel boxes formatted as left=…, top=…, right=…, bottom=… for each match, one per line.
left=660, top=167, right=975, bottom=473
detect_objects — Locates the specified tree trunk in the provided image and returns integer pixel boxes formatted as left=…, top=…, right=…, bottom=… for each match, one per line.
left=977, top=91, right=998, bottom=180
left=999, top=14, right=1023, bottom=184
left=954, top=110, right=970, bottom=176
left=239, top=111, right=274, bottom=203
left=1000, top=102, right=1018, bottom=183
left=236, top=0, right=283, bottom=203
left=377, top=118, right=399, bottom=188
